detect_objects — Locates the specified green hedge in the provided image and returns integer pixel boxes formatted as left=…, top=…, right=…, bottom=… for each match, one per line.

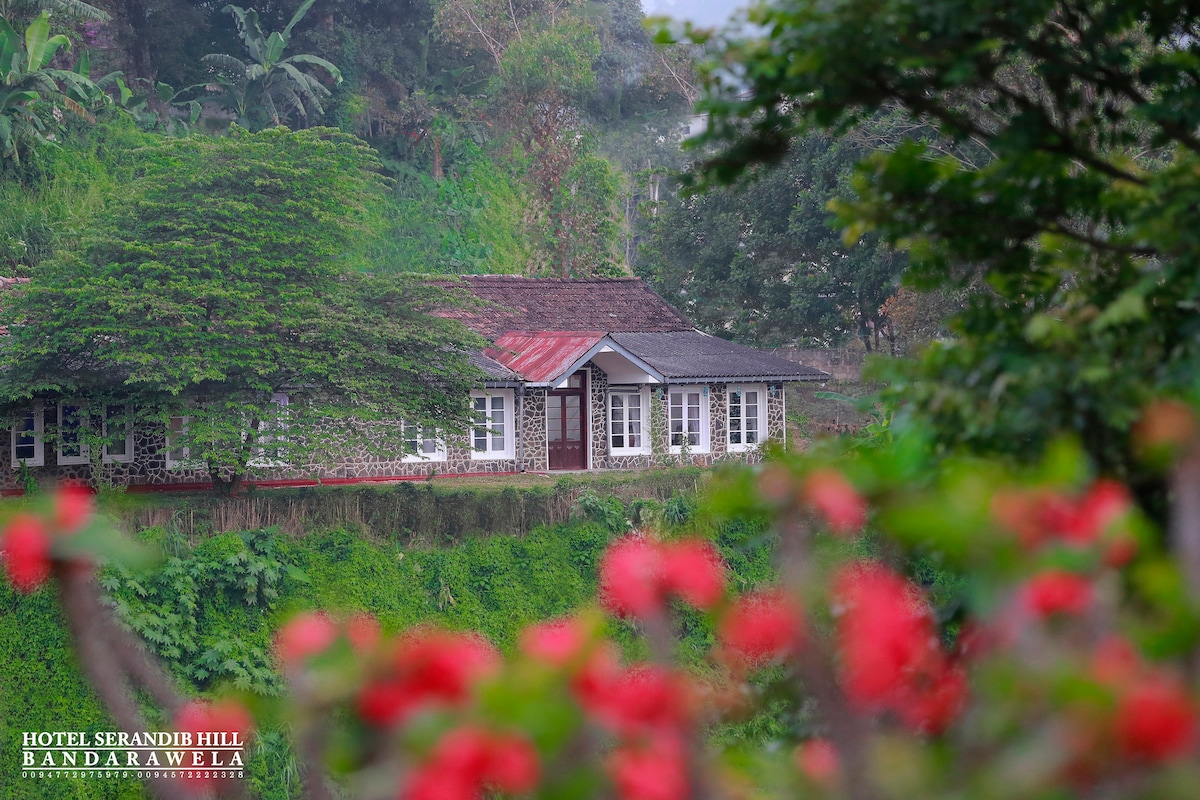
left=123, top=469, right=709, bottom=542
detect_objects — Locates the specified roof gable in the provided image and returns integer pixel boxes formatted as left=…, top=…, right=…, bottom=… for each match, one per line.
left=439, top=276, right=692, bottom=338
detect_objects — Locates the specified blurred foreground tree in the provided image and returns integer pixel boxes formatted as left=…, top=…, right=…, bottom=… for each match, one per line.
left=684, top=0, right=1200, bottom=475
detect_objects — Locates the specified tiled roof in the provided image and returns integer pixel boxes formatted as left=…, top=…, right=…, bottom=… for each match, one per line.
left=439, top=276, right=693, bottom=338
left=485, top=331, right=607, bottom=385
left=612, top=331, right=828, bottom=382
left=468, top=350, right=522, bottom=382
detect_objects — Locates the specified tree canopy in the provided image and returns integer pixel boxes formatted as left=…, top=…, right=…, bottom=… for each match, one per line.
left=0, top=126, right=483, bottom=489
left=686, top=0, right=1200, bottom=474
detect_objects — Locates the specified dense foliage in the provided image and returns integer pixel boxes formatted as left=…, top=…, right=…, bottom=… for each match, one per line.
left=686, top=0, right=1200, bottom=475
left=0, top=126, right=484, bottom=489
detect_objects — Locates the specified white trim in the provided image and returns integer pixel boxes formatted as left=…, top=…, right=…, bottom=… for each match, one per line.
left=248, top=392, right=290, bottom=468
left=540, top=337, right=663, bottom=388
left=727, top=384, right=767, bottom=452
left=401, top=422, right=447, bottom=463
left=12, top=402, right=44, bottom=468
left=102, top=404, right=134, bottom=464
left=668, top=387, right=710, bottom=454
left=57, top=401, right=90, bottom=465
left=608, top=386, right=651, bottom=456
left=165, top=415, right=199, bottom=470
left=470, top=389, right=515, bottom=460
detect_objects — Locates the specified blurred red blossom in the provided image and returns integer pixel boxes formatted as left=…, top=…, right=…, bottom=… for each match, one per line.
left=357, top=629, right=498, bottom=727
left=405, top=726, right=540, bottom=800
left=608, top=734, right=689, bottom=800
left=599, top=535, right=727, bottom=618
left=718, top=589, right=805, bottom=668
left=795, top=738, right=840, bottom=785
left=2, top=513, right=50, bottom=592
left=801, top=469, right=867, bottom=533
left=1022, top=570, right=1093, bottom=618
left=275, top=611, right=338, bottom=668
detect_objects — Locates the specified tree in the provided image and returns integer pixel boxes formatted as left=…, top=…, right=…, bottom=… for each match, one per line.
left=0, top=12, right=102, bottom=163
left=201, top=0, right=343, bottom=130
left=640, top=127, right=906, bottom=350
left=0, top=126, right=484, bottom=493
left=682, top=0, right=1200, bottom=476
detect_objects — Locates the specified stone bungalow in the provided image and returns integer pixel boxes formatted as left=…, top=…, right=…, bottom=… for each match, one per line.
left=3, top=276, right=826, bottom=491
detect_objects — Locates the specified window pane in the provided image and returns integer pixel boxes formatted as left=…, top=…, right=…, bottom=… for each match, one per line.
left=168, top=415, right=187, bottom=463
left=106, top=406, right=128, bottom=457
left=62, top=405, right=84, bottom=458
left=14, top=413, right=36, bottom=460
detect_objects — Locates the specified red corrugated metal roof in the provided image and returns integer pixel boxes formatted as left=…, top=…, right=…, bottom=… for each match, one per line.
left=484, top=331, right=606, bottom=384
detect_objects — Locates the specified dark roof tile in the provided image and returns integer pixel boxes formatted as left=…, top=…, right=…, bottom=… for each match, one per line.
left=611, top=331, right=828, bottom=382
left=439, top=275, right=692, bottom=338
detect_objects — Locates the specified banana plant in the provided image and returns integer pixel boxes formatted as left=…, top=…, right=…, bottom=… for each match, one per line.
left=198, top=0, right=342, bottom=130
left=0, top=12, right=101, bottom=163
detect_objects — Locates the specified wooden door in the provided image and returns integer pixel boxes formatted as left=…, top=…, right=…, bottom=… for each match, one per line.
left=547, top=372, right=587, bottom=470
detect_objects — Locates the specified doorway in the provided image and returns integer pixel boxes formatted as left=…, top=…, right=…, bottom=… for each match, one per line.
left=547, top=371, right=587, bottom=470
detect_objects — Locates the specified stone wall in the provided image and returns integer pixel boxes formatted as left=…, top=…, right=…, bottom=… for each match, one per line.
left=2, top=379, right=789, bottom=491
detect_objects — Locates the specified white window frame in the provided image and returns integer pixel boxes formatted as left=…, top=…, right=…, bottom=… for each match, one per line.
left=727, top=384, right=768, bottom=452
left=165, top=415, right=198, bottom=470
left=248, top=393, right=290, bottom=468
left=401, top=421, right=446, bottom=463
left=608, top=387, right=651, bottom=455
left=470, top=389, right=514, bottom=460
left=102, top=404, right=134, bottom=464
left=57, top=401, right=90, bottom=465
left=11, top=402, right=44, bottom=468
left=668, top=387, right=710, bottom=454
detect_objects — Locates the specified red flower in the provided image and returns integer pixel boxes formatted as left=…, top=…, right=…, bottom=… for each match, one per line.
left=794, top=738, right=840, bottom=784
left=895, top=662, right=969, bottom=735
left=54, top=484, right=93, bottom=534
left=357, top=630, right=498, bottom=727
left=275, top=611, right=337, bottom=667
left=660, top=539, right=726, bottom=610
left=834, top=562, right=938, bottom=710
left=174, top=699, right=253, bottom=790
left=802, top=469, right=867, bottom=534
left=1070, top=480, right=1132, bottom=544
left=2, top=513, right=50, bottom=593
left=718, top=590, right=804, bottom=667
left=584, top=664, right=690, bottom=735
left=403, top=726, right=540, bottom=800
left=345, top=613, right=381, bottom=654
left=520, top=617, right=591, bottom=666
left=608, top=735, right=689, bottom=800
left=599, top=537, right=665, bottom=618
left=1115, top=675, right=1198, bottom=763
left=1022, top=570, right=1092, bottom=618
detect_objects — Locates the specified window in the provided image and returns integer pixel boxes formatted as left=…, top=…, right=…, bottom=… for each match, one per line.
left=165, top=415, right=192, bottom=469
left=402, top=422, right=446, bottom=462
left=609, top=388, right=649, bottom=454
left=103, top=404, right=134, bottom=463
left=11, top=403, right=44, bottom=467
left=471, top=390, right=514, bottom=459
left=728, top=385, right=767, bottom=451
left=57, top=402, right=89, bottom=465
left=669, top=388, right=709, bottom=453
left=249, top=393, right=290, bottom=468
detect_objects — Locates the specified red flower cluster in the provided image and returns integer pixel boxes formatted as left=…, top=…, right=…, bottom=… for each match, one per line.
left=794, top=738, right=840, bottom=785
left=1, top=486, right=95, bottom=593
left=1022, top=570, right=1093, bottom=618
left=599, top=536, right=726, bottom=618
left=834, top=562, right=966, bottom=734
left=357, top=629, right=498, bottom=727
left=275, top=611, right=384, bottom=669
left=173, top=699, right=253, bottom=791
left=609, top=734, right=689, bottom=800
left=991, top=480, right=1136, bottom=564
left=801, top=469, right=867, bottom=534
left=405, top=726, right=539, bottom=800
left=718, top=589, right=805, bottom=668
